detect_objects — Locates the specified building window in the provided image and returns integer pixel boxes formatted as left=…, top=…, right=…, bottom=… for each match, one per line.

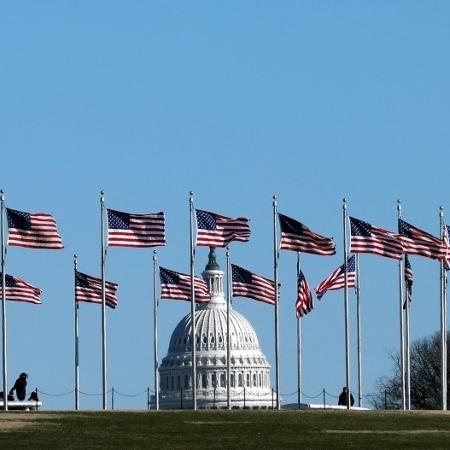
left=184, top=375, right=189, bottom=389
left=246, top=373, right=250, bottom=387
left=231, top=373, right=235, bottom=387
left=238, top=373, right=243, bottom=387
left=171, top=377, right=174, bottom=390
left=259, top=373, right=262, bottom=387
left=220, top=373, right=225, bottom=387
left=177, top=376, right=181, bottom=389
left=202, top=374, right=208, bottom=388
left=253, top=374, right=257, bottom=387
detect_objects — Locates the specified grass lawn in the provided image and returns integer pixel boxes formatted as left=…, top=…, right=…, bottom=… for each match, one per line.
left=1, top=409, right=450, bottom=449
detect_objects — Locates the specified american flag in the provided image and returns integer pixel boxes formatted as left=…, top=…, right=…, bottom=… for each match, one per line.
left=350, top=217, right=403, bottom=260
left=107, top=209, right=165, bottom=248
left=279, top=213, right=335, bottom=255
left=6, top=208, right=64, bottom=249
left=0, top=274, right=41, bottom=304
left=231, top=264, right=276, bottom=305
left=315, top=255, right=356, bottom=300
left=296, top=270, right=313, bottom=318
left=159, top=267, right=210, bottom=302
left=75, top=270, right=118, bottom=309
left=445, top=225, right=450, bottom=270
left=195, top=209, right=250, bottom=247
left=403, top=255, right=413, bottom=309
left=398, top=218, right=445, bottom=261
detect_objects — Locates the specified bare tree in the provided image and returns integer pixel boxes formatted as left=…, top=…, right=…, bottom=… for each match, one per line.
left=372, top=331, right=450, bottom=409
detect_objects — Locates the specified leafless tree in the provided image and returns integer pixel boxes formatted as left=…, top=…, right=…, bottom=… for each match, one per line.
left=372, top=331, right=450, bottom=409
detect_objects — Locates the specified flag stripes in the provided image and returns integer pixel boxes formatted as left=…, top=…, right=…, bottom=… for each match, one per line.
left=159, top=267, right=210, bottom=302
left=6, top=208, right=64, bottom=249
left=231, top=264, right=276, bottom=305
left=403, top=255, right=413, bottom=309
left=279, top=213, right=335, bottom=255
left=107, top=209, right=166, bottom=248
left=195, top=209, right=250, bottom=247
left=350, top=216, right=403, bottom=260
left=399, top=218, right=445, bottom=261
left=75, top=270, right=118, bottom=309
left=0, top=274, right=41, bottom=304
left=296, top=271, right=313, bottom=317
left=315, top=256, right=356, bottom=300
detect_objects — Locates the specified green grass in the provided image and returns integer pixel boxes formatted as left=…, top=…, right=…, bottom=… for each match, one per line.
left=1, top=410, right=450, bottom=449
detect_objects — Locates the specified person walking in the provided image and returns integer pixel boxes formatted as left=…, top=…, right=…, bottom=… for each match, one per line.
left=338, top=386, right=354, bottom=407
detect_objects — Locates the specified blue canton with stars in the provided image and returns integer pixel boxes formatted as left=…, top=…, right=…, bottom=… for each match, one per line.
left=6, top=209, right=31, bottom=230
left=196, top=210, right=217, bottom=230
left=350, top=217, right=372, bottom=236
left=160, top=267, right=181, bottom=285
left=279, top=213, right=305, bottom=235
left=231, top=265, right=253, bottom=283
left=398, top=219, right=412, bottom=237
left=108, top=209, right=131, bottom=229
left=0, top=274, right=18, bottom=288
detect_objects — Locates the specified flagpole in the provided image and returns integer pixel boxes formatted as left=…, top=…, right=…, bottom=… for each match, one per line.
left=189, top=191, right=197, bottom=410
left=100, top=191, right=107, bottom=410
left=74, top=254, right=80, bottom=411
left=0, top=189, right=8, bottom=411
left=439, top=206, right=447, bottom=411
left=296, top=252, right=302, bottom=409
left=153, top=250, right=159, bottom=411
left=397, top=199, right=406, bottom=410
left=272, top=195, right=280, bottom=410
left=226, top=246, right=231, bottom=410
left=355, top=253, right=362, bottom=408
left=342, top=198, right=351, bottom=409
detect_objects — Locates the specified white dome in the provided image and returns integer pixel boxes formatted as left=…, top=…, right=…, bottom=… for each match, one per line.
left=159, top=251, right=273, bottom=409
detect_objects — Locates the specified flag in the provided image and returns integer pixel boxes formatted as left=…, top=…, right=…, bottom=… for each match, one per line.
left=159, top=267, right=210, bottom=302
left=398, top=218, right=445, bottom=261
left=315, top=255, right=356, bottom=300
left=195, top=209, right=250, bottom=247
left=107, top=209, right=165, bottom=248
left=403, top=255, right=413, bottom=309
left=279, top=213, right=335, bottom=255
left=0, top=274, right=41, bottom=304
left=350, top=217, right=403, bottom=260
left=231, top=264, right=276, bottom=305
left=75, top=270, right=118, bottom=309
left=296, top=271, right=313, bottom=317
left=445, top=225, right=450, bottom=271
left=6, top=208, right=64, bottom=249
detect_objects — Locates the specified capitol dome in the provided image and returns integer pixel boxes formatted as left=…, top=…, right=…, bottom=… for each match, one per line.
left=159, top=249, right=273, bottom=409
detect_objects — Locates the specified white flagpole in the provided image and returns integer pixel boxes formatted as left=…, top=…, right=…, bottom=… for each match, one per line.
left=226, top=247, right=231, bottom=410
left=272, top=195, right=280, bottom=410
left=100, top=191, right=107, bottom=410
left=189, top=191, right=197, bottom=410
left=1, top=190, right=8, bottom=411
left=397, top=200, right=406, bottom=410
left=74, top=254, right=80, bottom=411
left=296, top=252, right=302, bottom=408
left=342, top=198, right=351, bottom=409
left=153, top=250, right=159, bottom=410
left=355, top=253, right=362, bottom=408
left=440, top=206, right=447, bottom=410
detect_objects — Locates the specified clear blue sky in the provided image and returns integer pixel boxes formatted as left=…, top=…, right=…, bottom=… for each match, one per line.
left=1, top=1, right=449, bottom=409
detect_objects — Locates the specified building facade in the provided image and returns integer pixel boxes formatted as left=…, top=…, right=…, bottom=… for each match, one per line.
left=159, top=249, right=273, bottom=409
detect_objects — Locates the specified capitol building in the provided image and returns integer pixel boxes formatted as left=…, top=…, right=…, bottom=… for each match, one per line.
left=159, top=249, right=273, bottom=409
